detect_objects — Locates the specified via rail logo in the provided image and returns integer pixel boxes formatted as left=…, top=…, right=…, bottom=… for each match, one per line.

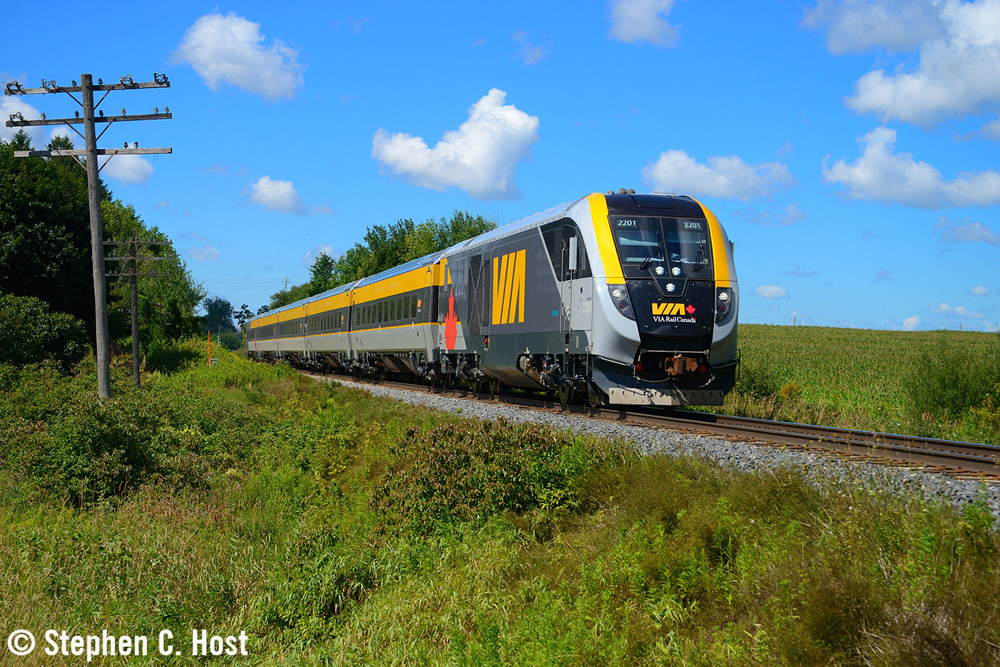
left=652, top=302, right=696, bottom=323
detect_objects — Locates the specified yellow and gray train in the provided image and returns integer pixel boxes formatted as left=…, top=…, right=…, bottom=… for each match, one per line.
left=246, top=191, right=739, bottom=406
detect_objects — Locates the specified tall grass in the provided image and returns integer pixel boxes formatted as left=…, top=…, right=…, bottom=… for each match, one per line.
left=3, top=340, right=1000, bottom=664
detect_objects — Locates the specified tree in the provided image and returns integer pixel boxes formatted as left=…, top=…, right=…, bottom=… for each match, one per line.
left=0, top=293, right=88, bottom=371
left=307, top=253, right=337, bottom=295
left=101, top=199, right=206, bottom=349
left=201, top=296, right=238, bottom=334
left=235, top=304, right=254, bottom=331
left=0, top=131, right=109, bottom=333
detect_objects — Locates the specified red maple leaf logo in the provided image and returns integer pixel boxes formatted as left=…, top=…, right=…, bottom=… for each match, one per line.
left=686, top=304, right=696, bottom=315
left=444, top=286, right=458, bottom=350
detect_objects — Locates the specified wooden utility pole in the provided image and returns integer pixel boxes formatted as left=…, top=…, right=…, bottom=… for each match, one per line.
left=4, top=73, right=172, bottom=397
left=105, top=238, right=172, bottom=388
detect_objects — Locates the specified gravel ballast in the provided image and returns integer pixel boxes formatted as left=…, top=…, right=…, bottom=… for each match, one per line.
left=326, top=377, right=1000, bottom=519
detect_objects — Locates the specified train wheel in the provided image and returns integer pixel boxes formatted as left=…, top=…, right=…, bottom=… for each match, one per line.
left=555, top=385, right=574, bottom=407
left=587, top=384, right=603, bottom=409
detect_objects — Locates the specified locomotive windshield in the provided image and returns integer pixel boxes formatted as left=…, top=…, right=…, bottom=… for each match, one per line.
left=610, top=216, right=712, bottom=278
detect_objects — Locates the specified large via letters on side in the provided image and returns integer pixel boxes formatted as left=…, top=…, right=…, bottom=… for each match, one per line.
left=491, top=249, right=526, bottom=325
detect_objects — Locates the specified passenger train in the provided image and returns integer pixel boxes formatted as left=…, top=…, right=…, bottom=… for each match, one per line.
left=245, top=191, right=739, bottom=406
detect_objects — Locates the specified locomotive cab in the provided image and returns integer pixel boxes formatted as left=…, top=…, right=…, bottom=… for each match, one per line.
left=588, top=193, right=739, bottom=406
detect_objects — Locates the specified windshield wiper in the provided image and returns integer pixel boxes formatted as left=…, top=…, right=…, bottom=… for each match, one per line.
left=693, top=239, right=707, bottom=271
left=638, top=245, right=662, bottom=271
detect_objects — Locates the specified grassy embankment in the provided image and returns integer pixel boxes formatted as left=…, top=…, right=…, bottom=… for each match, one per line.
left=2, top=334, right=1000, bottom=665
left=724, top=324, right=1000, bottom=444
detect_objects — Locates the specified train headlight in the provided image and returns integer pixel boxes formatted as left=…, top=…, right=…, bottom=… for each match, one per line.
left=608, top=284, right=635, bottom=320
left=716, top=287, right=735, bottom=324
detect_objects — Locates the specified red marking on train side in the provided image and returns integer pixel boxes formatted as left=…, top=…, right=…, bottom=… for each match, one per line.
left=444, top=286, right=458, bottom=350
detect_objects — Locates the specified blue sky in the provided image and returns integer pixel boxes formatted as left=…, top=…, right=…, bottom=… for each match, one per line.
left=3, top=0, right=999, bottom=331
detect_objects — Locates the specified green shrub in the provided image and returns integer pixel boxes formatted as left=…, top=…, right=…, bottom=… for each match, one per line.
left=905, top=333, right=1000, bottom=419
left=0, top=293, right=88, bottom=371
left=371, top=419, right=600, bottom=534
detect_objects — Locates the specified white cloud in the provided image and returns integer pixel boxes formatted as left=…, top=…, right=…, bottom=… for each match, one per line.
left=807, top=0, right=1000, bottom=127
left=302, top=244, right=335, bottom=266
left=311, top=204, right=336, bottom=215
left=934, top=216, right=1000, bottom=244
left=175, top=12, right=303, bottom=101
left=803, top=0, right=944, bottom=55
left=786, top=266, right=818, bottom=277
left=102, top=154, right=154, bottom=185
left=249, top=176, right=307, bottom=214
left=930, top=302, right=985, bottom=319
left=822, top=127, right=1000, bottom=207
left=970, top=284, right=991, bottom=296
left=154, top=200, right=174, bottom=213
left=734, top=202, right=807, bottom=226
left=608, top=0, right=680, bottom=47
left=187, top=245, right=220, bottom=262
left=873, top=268, right=891, bottom=282
left=643, top=151, right=794, bottom=200
left=372, top=89, right=540, bottom=200
left=756, top=285, right=790, bottom=299
left=512, top=30, right=548, bottom=64
left=903, top=315, right=921, bottom=330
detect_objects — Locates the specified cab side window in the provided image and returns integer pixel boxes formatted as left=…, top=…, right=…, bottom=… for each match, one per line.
left=540, top=219, right=592, bottom=281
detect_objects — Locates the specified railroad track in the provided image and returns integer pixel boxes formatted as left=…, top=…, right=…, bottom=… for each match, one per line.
left=312, top=373, right=1000, bottom=480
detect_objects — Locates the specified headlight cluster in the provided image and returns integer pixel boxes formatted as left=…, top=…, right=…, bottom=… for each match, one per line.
left=716, top=287, right=734, bottom=324
left=607, top=284, right=634, bottom=320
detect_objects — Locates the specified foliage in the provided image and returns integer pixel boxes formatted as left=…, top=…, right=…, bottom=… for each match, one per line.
left=0, top=131, right=107, bottom=330
left=270, top=210, right=495, bottom=309
left=372, top=419, right=607, bottom=534
left=0, top=293, right=88, bottom=370
left=101, top=199, right=206, bottom=350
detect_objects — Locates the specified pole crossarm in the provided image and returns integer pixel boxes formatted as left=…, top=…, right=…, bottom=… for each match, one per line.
left=5, top=79, right=169, bottom=96
left=6, top=113, right=172, bottom=127
left=105, top=256, right=173, bottom=261
left=15, top=148, right=171, bottom=157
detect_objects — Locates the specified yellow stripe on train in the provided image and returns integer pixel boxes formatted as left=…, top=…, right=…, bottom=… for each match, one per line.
left=491, top=249, right=525, bottom=325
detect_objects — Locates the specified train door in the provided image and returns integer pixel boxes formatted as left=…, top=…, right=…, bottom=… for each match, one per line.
left=467, top=253, right=486, bottom=337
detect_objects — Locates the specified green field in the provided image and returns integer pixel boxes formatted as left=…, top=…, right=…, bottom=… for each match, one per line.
left=2, top=333, right=1000, bottom=665
left=722, top=324, right=1000, bottom=443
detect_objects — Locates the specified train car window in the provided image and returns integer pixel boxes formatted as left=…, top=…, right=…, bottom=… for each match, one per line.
left=541, top=224, right=563, bottom=279
left=403, top=296, right=410, bottom=320
left=390, top=300, right=396, bottom=322
left=396, top=298, right=403, bottom=321
left=379, top=302, right=384, bottom=323
left=412, top=297, right=418, bottom=319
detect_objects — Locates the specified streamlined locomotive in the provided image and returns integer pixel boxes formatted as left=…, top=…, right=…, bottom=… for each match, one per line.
left=246, top=191, right=739, bottom=406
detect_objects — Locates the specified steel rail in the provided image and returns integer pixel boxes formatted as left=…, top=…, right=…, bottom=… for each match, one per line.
left=313, top=373, right=1000, bottom=478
